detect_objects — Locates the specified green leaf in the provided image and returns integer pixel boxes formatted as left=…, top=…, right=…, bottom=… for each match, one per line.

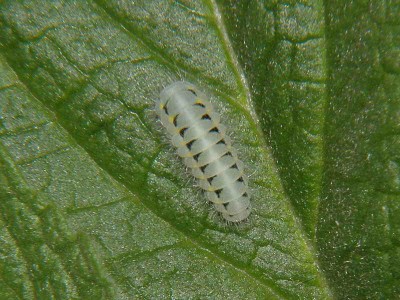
left=0, top=0, right=398, bottom=299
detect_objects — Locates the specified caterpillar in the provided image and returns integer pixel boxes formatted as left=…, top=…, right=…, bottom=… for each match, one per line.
left=156, top=81, right=251, bottom=222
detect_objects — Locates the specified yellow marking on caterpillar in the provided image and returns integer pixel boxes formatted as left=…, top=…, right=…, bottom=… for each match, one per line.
left=195, top=98, right=205, bottom=104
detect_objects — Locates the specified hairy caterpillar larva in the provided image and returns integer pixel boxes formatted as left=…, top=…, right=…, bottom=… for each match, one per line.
left=156, top=81, right=251, bottom=222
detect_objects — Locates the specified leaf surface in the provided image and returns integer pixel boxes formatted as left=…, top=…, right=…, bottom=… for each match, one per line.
left=0, top=0, right=398, bottom=299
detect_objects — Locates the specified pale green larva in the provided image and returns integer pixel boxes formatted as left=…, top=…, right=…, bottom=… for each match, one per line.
left=156, top=81, right=251, bottom=222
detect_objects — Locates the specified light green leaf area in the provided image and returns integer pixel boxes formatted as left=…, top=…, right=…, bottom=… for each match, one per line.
left=0, top=0, right=398, bottom=299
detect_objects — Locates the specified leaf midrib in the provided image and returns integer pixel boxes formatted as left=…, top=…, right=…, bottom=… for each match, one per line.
left=211, top=0, right=334, bottom=298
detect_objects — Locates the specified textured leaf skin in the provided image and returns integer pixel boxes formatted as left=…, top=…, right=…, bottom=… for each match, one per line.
left=219, top=0, right=400, bottom=299
left=0, top=0, right=399, bottom=299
